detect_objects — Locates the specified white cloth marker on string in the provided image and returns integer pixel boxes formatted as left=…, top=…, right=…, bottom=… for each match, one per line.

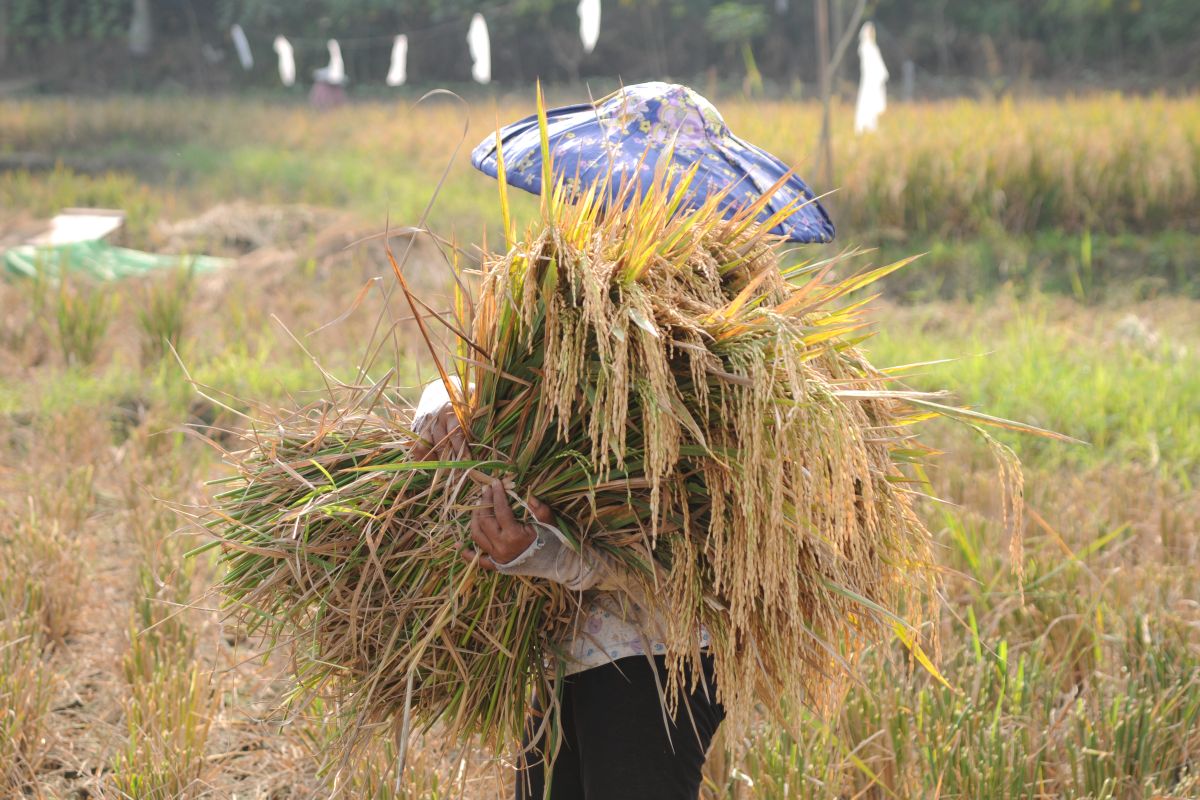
left=314, top=39, right=347, bottom=85
left=273, top=36, right=296, bottom=87
left=230, top=24, right=253, bottom=70
left=855, top=21, right=889, bottom=134
left=387, top=35, right=408, bottom=86
left=467, top=14, right=491, bottom=85
left=578, top=0, right=601, bottom=54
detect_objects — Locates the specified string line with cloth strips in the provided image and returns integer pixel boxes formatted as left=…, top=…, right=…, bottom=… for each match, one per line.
left=231, top=0, right=600, bottom=86
left=204, top=87, right=1059, bottom=764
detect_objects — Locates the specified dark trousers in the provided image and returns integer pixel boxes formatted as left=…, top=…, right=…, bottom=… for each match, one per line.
left=515, top=655, right=725, bottom=800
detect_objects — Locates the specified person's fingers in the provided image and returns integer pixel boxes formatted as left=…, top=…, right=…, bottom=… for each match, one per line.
left=437, top=404, right=457, bottom=439
left=469, top=526, right=492, bottom=554
left=438, top=404, right=466, bottom=456
left=471, top=505, right=497, bottom=545
left=476, top=485, right=500, bottom=540
left=460, top=547, right=496, bottom=571
left=527, top=495, right=554, bottom=525
left=413, top=403, right=469, bottom=461
left=428, top=414, right=448, bottom=448
left=415, top=418, right=442, bottom=459
left=469, top=513, right=497, bottom=556
left=490, top=479, right=518, bottom=531
left=478, top=517, right=500, bottom=542
left=410, top=412, right=433, bottom=458
left=448, top=420, right=467, bottom=456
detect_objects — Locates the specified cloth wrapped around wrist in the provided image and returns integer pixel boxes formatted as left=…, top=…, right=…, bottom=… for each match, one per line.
left=493, top=521, right=608, bottom=592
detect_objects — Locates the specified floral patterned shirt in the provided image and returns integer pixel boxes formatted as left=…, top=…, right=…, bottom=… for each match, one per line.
left=499, top=521, right=710, bottom=675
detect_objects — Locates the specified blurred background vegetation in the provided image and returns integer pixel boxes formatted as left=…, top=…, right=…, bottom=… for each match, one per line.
left=3, top=0, right=1199, bottom=93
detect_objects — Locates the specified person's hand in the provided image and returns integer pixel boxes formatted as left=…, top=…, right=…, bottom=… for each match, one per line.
left=410, top=402, right=466, bottom=461
left=463, top=479, right=554, bottom=570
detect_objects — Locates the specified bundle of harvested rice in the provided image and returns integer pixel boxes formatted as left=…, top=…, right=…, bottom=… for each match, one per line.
left=204, top=132, right=1054, bottom=760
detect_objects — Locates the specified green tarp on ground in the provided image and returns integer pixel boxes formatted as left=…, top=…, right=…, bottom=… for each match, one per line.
left=2, top=239, right=231, bottom=281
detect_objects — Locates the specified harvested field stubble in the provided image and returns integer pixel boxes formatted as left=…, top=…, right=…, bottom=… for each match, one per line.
left=0, top=259, right=1196, bottom=797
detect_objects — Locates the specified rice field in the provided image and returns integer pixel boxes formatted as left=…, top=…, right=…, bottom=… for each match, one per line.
left=0, top=93, right=1197, bottom=799
left=2, top=92, right=1197, bottom=242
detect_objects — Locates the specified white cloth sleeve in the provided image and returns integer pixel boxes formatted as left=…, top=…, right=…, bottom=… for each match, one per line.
left=493, top=521, right=613, bottom=592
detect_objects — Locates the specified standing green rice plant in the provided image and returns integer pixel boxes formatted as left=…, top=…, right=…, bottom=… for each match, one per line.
left=0, top=500, right=84, bottom=645
left=0, top=617, right=54, bottom=795
left=112, top=436, right=214, bottom=799
left=136, top=266, right=194, bottom=366
left=0, top=269, right=52, bottom=366
left=112, top=616, right=215, bottom=800
left=53, top=274, right=115, bottom=366
left=113, top=535, right=210, bottom=799
left=296, top=703, right=491, bottom=799
left=1062, top=624, right=1200, bottom=799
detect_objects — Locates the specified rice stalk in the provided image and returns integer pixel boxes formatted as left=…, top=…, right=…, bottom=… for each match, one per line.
left=111, top=622, right=216, bottom=800
left=0, top=616, right=54, bottom=795
left=112, top=552, right=214, bottom=799
left=0, top=499, right=84, bottom=645
left=294, top=699, right=491, bottom=798
left=53, top=274, right=115, bottom=367
left=112, top=439, right=214, bottom=799
left=136, top=265, right=194, bottom=366
left=0, top=271, right=52, bottom=367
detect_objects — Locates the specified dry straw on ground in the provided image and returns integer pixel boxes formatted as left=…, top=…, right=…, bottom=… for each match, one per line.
left=204, top=103, right=1065, bottom=771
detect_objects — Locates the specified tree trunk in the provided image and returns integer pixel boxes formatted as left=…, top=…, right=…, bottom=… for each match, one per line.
left=129, top=0, right=154, bottom=57
left=933, top=0, right=951, bottom=75
left=831, top=0, right=846, bottom=85
left=1143, top=3, right=1169, bottom=78
left=814, top=0, right=833, bottom=188
left=0, top=0, right=8, bottom=66
left=814, top=0, right=864, bottom=190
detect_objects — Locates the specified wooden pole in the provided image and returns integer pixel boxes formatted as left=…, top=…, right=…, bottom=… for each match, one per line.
left=0, top=0, right=10, bottom=66
left=831, top=0, right=846, bottom=84
left=814, top=0, right=833, bottom=188
left=814, top=0, right=867, bottom=191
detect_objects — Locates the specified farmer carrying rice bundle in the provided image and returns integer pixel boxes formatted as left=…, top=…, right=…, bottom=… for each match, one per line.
left=427, top=82, right=836, bottom=799
left=209, top=83, right=1055, bottom=798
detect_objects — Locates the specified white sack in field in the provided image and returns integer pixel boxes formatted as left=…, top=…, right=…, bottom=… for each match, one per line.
left=387, top=35, right=409, bottom=86
left=855, top=21, right=888, bottom=134
left=231, top=24, right=253, bottom=70
left=468, top=14, right=491, bottom=84
left=578, top=0, right=601, bottom=54
left=273, top=36, right=296, bottom=86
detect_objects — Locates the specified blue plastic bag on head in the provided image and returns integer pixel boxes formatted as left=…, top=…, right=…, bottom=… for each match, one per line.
left=472, top=82, right=835, bottom=244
